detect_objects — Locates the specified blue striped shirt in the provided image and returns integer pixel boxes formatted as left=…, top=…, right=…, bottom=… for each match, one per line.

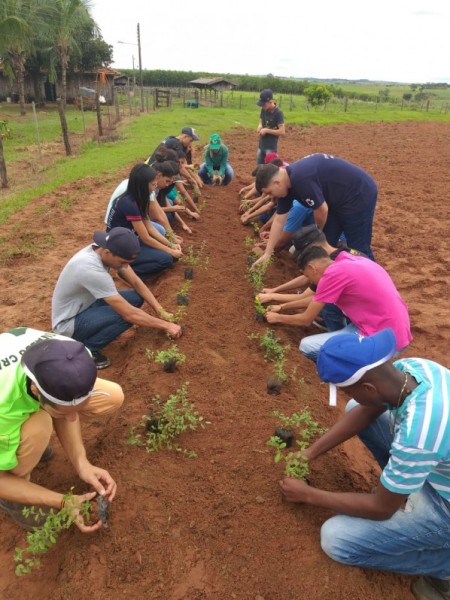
left=381, top=358, right=450, bottom=499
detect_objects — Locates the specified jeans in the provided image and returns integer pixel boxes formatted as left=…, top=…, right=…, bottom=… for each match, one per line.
left=319, top=303, right=348, bottom=332
left=132, top=239, right=173, bottom=280
left=323, top=193, right=377, bottom=261
left=198, top=163, right=234, bottom=185
left=320, top=400, right=450, bottom=578
left=73, top=290, right=143, bottom=351
left=300, top=323, right=359, bottom=362
left=256, top=147, right=277, bottom=165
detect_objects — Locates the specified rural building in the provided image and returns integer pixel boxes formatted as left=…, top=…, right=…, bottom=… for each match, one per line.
left=0, top=65, right=121, bottom=105
left=188, top=77, right=238, bottom=102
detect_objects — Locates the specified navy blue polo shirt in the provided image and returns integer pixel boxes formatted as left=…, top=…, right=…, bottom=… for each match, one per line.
left=276, top=154, right=377, bottom=215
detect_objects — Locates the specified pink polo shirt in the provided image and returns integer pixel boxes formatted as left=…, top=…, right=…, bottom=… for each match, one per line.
left=314, top=253, right=412, bottom=350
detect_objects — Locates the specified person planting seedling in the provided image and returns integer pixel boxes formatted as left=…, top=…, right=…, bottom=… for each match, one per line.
left=198, top=133, right=234, bottom=186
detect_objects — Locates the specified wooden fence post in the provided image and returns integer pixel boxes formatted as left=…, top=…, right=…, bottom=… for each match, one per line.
left=0, top=134, right=8, bottom=188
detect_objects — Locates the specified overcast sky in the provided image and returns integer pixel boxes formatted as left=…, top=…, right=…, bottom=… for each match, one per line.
left=90, top=0, right=449, bottom=84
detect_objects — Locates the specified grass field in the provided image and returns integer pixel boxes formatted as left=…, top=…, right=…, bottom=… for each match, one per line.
left=0, top=84, right=449, bottom=223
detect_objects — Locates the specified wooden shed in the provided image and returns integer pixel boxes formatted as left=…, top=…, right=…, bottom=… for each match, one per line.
left=188, top=77, right=237, bottom=102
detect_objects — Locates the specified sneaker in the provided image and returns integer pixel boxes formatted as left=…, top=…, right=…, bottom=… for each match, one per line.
left=312, top=318, right=328, bottom=331
left=412, top=577, right=450, bottom=600
left=39, top=446, right=53, bottom=463
left=91, top=351, right=111, bottom=370
left=0, top=499, right=51, bottom=531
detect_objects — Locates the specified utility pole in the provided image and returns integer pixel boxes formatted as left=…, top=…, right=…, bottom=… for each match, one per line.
left=137, top=23, right=144, bottom=112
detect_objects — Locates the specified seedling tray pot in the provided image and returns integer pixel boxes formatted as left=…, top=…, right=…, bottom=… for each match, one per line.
left=267, top=375, right=282, bottom=395
left=162, top=358, right=178, bottom=373
left=274, top=427, right=294, bottom=448
left=184, top=268, right=194, bottom=280
left=176, top=293, right=189, bottom=305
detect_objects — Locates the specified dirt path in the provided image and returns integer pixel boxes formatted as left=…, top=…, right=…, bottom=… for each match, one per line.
left=0, top=121, right=449, bottom=599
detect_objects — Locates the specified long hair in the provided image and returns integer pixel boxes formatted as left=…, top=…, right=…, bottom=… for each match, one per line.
left=124, top=163, right=157, bottom=217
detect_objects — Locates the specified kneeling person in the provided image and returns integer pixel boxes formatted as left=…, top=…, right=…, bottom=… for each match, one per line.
left=52, top=227, right=181, bottom=369
left=0, top=327, right=124, bottom=532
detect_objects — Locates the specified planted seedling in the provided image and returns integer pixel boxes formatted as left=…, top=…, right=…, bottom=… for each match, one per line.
left=251, top=220, right=260, bottom=237
left=254, top=295, right=267, bottom=323
left=14, top=490, right=92, bottom=576
left=176, top=279, right=192, bottom=306
left=192, top=184, right=200, bottom=202
left=180, top=241, right=209, bottom=270
left=146, top=344, right=186, bottom=373
left=244, top=235, right=255, bottom=251
left=267, top=409, right=326, bottom=480
left=128, top=383, right=209, bottom=457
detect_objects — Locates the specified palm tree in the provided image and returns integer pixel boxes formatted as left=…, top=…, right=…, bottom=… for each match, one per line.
left=0, top=0, right=45, bottom=115
left=48, top=0, right=96, bottom=106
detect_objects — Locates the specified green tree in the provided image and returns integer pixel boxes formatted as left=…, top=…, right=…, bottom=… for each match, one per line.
left=304, top=83, right=333, bottom=107
left=47, top=0, right=96, bottom=106
left=0, top=0, right=46, bottom=115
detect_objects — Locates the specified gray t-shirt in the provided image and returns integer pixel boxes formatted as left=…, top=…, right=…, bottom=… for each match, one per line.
left=52, top=245, right=118, bottom=336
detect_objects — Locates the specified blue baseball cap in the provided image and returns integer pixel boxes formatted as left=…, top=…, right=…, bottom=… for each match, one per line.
left=317, top=328, right=397, bottom=406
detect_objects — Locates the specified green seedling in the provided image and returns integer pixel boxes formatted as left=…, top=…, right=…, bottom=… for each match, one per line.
left=254, top=295, right=267, bottom=316
left=164, top=306, right=186, bottom=324
left=258, top=329, right=289, bottom=362
left=267, top=409, right=325, bottom=479
left=128, top=383, right=209, bottom=457
left=14, top=490, right=91, bottom=576
left=180, top=240, right=208, bottom=269
left=251, top=220, right=260, bottom=234
left=244, top=235, right=254, bottom=250
left=146, top=344, right=186, bottom=372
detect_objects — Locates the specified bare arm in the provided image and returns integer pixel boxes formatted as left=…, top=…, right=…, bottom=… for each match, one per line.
left=314, top=202, right=328, bottom=230
left=266, top=299, right=324, bottom=326
left=104, top=293, right=181, bottom=338
left=252, top=212, right=289, bottom=268
left=132, top=220, right=182, bottom=259
left=175, top=182, right=199, bottom=214
left=279, top=403, right=407, bottom=520
left=264, top=274, right=309, bottom=294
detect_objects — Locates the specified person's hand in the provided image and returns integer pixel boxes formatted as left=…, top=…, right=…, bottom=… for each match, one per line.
left=170, top=248, right=183, bottom=259
left=251, top=252, right=271, bottom=270
left=278, top=477, right=311, bottom=503
left=259, top=128, right=268, bottom=136
left=268, top=304, right=282, bottom=313
left=257, top=293, right=274, bottom=304
left=174, top=235, right=183, bottom=244
left=262, top=287, right=276, bottom=294
left=186, top=209, right=200, bottom=220
left=63, top=491, right=104, bottom=533
left=77, top=462, right=117, bottom=501
left=265, top=310, right=282, bottom=323
left=260, top=231, right=270, bottom=241
left=240, top=214, right=250, bottom=225
left=174, top=205, right=186, bottom=213
left=166, top=323, right=182, bottom=338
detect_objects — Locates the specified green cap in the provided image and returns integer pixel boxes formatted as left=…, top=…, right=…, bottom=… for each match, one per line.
left=209, top=133, right=221, bottom=150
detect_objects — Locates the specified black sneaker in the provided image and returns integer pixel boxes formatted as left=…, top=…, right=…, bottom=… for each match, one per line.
left=91, top=351, right=111, bottom=369
left=412, top=576, right=450, bottom=600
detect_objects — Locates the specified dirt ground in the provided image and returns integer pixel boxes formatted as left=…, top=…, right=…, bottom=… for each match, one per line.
left=0, top=120, right=449, bottom=600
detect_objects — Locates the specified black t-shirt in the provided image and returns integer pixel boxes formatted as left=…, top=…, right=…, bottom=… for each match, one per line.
left=259, top=106, right=284, bottom=151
